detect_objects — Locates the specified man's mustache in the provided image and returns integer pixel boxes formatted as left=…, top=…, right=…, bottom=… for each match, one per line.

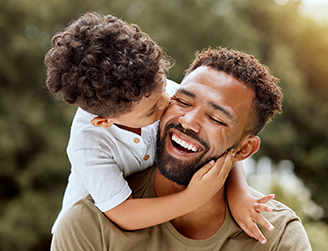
left=162, top=123, right=210, bottom=152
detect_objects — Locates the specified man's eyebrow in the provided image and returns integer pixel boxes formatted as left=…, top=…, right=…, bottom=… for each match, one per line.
left=177, top=88, right=196, bottom=99
left=178, top=87, right=234, bottom=121
left=210, top=102, right=234, bottom=121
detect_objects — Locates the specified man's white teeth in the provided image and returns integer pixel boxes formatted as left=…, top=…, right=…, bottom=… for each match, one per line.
left=172, top=134, right=200, bottom=152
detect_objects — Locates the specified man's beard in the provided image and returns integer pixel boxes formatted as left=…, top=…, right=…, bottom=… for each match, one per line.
left=155, top=123, right=230, bottom=186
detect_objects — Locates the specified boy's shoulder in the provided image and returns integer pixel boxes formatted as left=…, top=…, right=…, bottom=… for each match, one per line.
left=70, top=108, right=100, bottom=137
left=68, top=108, right=119, bottom=151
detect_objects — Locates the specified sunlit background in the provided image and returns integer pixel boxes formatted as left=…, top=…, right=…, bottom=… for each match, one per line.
left=1, top=0, right=328, bottom=250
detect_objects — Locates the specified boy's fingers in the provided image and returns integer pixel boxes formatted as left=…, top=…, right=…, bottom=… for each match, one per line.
left=254, top=204, right=273, bottom=213
left=257, top=194, right=275, bottom=204
left=240, top=224, right=257, bottom=240
left=194, top=160, right=215, bottom=178
left=255, top=214, right=275, bottom=232
left=210, top=150, right=234, bottom=177
left=241, top=222, right=268, bottom=244
left=249, top=223, right=266, bottom=244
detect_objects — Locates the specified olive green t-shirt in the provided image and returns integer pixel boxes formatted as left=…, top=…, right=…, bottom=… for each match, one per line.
left=51, top=167, right=311, bottom=251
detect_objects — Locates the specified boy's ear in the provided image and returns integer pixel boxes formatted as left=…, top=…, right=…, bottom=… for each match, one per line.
left=91, top=117, right=114, bottom=128
left=233, top=136, right=261, bottom=161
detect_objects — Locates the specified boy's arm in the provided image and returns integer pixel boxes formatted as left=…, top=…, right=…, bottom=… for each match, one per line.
left=226, top=161, right=275, bottom=244
left=105, top=151, right=234, bottom=230
left=104, top=193, right=201, bottom=230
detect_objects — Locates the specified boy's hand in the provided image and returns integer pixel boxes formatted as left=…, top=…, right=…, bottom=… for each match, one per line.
left=231, top=193, right=275, bottom=244
left=186, top=150, right=234, bottom=208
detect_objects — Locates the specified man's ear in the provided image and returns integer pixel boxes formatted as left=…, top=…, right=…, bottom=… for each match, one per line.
left=233, top=136, right=261, bottom=161
left=90, top=117, right=114, bottom=128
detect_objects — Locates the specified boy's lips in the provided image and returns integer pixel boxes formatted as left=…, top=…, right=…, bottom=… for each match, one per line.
left=168, top=131, right=204, bottom=155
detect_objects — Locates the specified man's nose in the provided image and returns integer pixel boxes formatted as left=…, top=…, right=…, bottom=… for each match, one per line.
left=178, top=109, right=201, bottom=134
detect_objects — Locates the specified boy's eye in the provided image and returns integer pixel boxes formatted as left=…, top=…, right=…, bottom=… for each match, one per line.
left=146, top=108, right=157, bottom=117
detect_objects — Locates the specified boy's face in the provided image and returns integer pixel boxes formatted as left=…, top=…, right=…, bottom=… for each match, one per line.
left=92, top=77, right=169, bottom=129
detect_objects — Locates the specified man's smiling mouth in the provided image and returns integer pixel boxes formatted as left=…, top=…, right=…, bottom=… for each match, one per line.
left=171, top=132, right=202, bottom=153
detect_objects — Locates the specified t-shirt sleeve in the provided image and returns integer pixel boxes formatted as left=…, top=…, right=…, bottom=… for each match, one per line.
left=249, top=187, right=312, bottom=250
left=275, top=219, right=312, bottom=251
left=51, top=196, right=106, bottom=251
left=70, top=148, right=131, bottom=212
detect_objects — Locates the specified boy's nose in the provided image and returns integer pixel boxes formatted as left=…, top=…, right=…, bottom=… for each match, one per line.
left=154, top=92, right=170, bottom=121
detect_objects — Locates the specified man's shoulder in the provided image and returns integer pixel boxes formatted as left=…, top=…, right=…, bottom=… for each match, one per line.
left=250, top=187, right=297, bottom=217
left=126, top=167, right=157, bottom=199
left=52, top=195, right=100, bottom=237
left=250, top=187, right=301, bottom=226
left=248, top=187, right=312, bottom=250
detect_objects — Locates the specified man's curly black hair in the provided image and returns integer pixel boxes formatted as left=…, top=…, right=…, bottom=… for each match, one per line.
left=185, top=47, right=283, bottom=136
left=45, top=12, right=170, bottom=118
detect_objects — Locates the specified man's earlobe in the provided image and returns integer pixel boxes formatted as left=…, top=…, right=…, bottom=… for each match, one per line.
left=90, top=117, right=114, bottom=128
left=234, top=136, right=261, bottom=161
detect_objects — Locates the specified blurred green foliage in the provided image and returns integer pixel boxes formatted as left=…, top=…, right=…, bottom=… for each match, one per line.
left=0, top=0, right=327, bottom=250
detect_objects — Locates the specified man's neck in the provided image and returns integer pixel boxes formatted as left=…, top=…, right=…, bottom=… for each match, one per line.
left=154, top=169, right=227, bottom=240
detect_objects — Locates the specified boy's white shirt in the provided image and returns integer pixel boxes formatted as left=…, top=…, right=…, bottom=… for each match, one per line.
left=52, top=79, right=179, bottom=233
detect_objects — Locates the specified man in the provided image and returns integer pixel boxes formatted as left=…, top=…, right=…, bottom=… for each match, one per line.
left=51, top=48, right=311, bottom=250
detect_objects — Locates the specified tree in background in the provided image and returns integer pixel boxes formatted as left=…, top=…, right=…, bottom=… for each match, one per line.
left=0, top=0, right=327, bottom=250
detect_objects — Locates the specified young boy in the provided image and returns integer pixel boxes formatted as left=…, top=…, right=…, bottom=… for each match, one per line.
left=45, top=12, right=274, bottom=244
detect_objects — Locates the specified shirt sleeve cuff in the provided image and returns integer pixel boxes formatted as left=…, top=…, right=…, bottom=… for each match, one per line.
left=94, top=185, right=132, bottom=212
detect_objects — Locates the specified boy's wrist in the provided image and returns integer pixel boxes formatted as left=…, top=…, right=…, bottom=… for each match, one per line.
left=227, top=188, right=251, bottom=204
left=182, top=188, right=204, bottom=210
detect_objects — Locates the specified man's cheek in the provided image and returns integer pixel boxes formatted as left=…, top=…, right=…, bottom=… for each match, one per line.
left=159, top=106, right=173, bottom=123
left=207, top=136, right=228, bottom=158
